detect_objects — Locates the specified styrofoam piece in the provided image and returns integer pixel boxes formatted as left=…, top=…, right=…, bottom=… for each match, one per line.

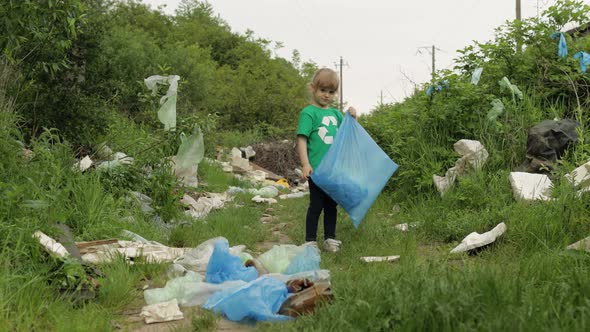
left=360, top=255, right=400, bottom=263
left=33, top=231, right=69, bottom=257
left=450, top=222, right=507, bottom=253
left=508, top=172, right=553, bottom=201
left=140, top=299, right=184, bottom=324
left=564, top=161, right=590, bottom=188
left=567, top=236, right=590, bottom=252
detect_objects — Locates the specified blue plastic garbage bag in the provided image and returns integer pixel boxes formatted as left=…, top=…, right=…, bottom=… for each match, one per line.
left=574, top=52, right=590, bottom=73
left=284, top=246, right=321, bottom=275
left=311, top=113, right=398, bottom=227
left=205, top=240, right=258, bottom=284
left=551, top=32, right=568, bottom=58
left=203, top=276, right=291, bottom=322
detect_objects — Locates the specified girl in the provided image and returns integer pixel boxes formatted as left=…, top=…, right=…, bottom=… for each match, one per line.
left=296, top=68, right=357, bottom=252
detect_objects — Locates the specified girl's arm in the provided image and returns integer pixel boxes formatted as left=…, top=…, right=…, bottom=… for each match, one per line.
left=297, top=135, right=313, bottom=179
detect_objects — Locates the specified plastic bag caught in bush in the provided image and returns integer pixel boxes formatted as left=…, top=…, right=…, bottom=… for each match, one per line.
left=311, top=113, right=398, bottom=227
left=144, top=75, right=179, bottom=130
left=175, top=126, right=204, bottom=187
left=203, top=276, right=291, bottom=322
left=205, top=240, right=258, bottom=284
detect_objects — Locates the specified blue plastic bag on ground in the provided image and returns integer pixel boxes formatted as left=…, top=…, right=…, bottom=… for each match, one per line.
left=205, top=240, right=258, bottom=284
left=203, top=276, right=291, bottom=322
left=311, top=113, right=398, bottom=227
left=284, top=246, right=320, bottom=275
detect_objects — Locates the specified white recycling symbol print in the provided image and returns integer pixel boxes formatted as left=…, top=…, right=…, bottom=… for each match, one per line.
left=318, top=116, right=338, bottom=144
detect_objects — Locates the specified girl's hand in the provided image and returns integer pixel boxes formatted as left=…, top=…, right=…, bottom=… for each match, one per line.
left=347, top=107, right=357, bottom=119
left=302, top=163, right=313, bottom=179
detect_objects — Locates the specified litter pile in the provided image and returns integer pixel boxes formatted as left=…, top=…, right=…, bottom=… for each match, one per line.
left=34, top=231, right=333, bottom=325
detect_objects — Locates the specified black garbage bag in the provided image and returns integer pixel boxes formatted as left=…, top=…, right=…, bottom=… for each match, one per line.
left=521, top=119, right=579, bottom=172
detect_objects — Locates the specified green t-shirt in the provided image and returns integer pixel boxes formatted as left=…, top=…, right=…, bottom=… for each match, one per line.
left=297, top=105, right=344, bottom=170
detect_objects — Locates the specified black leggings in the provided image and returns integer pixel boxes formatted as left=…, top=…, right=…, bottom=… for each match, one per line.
left=305, top=179, right=337, bottom=241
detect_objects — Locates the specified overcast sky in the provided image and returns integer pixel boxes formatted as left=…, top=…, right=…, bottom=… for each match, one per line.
left=143, top=0, right=587, bottom=113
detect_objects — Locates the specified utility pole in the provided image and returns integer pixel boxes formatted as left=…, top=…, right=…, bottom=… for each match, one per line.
left=417, top=46, right=438, bottom=81
left=380, top=90, right=383, bottom=105
left=516, top=0, right=521, bottom=21
left=334, top=56, right=348, bottom=111
left=431, top=45, right=436, bottom=80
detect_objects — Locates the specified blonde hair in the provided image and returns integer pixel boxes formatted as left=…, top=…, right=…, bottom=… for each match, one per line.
left=310, top=68, right=339, bottom=91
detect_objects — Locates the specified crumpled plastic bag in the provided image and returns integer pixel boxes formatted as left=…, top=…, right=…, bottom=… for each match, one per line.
left=257, top=245, right=305, bottom=274
left=175, top=127, right=204, bottom=187
left=205, top=240, right=258, bottom=284
left=284, top=246, right=321, bottom=275
left=173, top=237, right=244, bottom=273
left=144, top=75, right=180, bottom=130
left=551, top=32, right=568, bottom=58
left=311, top=113, right=398, bottom=227
left=499, top=77, right=523, bottom=100
left=471, top=67, right=483, bottom=85
left=203, top=276, right=291, bottom=322
left=574, top=51, right=590, bottom=73
left=144, top=271, right=203, bottom=305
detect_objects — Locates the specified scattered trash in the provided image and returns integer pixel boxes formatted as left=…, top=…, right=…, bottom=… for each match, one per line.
left=564, top=160, right=590, bottom=189
left=173, top=237, right=245, bottom=273
left=573, top=51, right=590, bottom=73
left=450, top=222, right=507, bottom=254
left=471, top=67, right=483, bottom=85
left=140, top=298, right=184, bottom=324
left=203, top=276, right=291, bottom=322
left=257, top=245, right=319, bottom=274
left=231, top=147, right=252, bottom=171
left=181, top=193, right=230, bottom=219
left=248, top=186, right=279, bottom=198
left=78, top=240, right=189, bottom=264
left=174, top=127, right=204, bottom=187
left=360, top=255, right=400, bottom=263
left=205, top=240, right=258, bottom=284
left=95, top=142, right=113, bottom=160
left=127, top=191, right=155, bottom=214
left=393, top=223, right=409, bottom=231
left=567, top=236, right=590, bottom=252
left=144, top=75, right=180, bottom=131
left=551, top=32, right=568, bottom=58
left=499, top=77, right=523, bottom=100
left=266, top=269, right=331, bottom=283
left=509, top=172, right=553, bottom=201
left=312, top=113, right=398, bottom=227
left=74, top=156, right=93, bottom=172
left=252, top=195, right=277, bottom=204
left=33, top=231, right=69, bottom=258
left=276, top=178, right=290, bottom=188
left=121, top=229, right=163, bottom=246
left=278, top=281, right=333, bottom=317
left=144, top=271, right=203, bottom=305
left=520, top=119, right=579, bottom=173
left=433, top=139, right=489, bottom=195
left=240, top=146, right=256, bottom=160
left=487, top=99, right=504, bottom=122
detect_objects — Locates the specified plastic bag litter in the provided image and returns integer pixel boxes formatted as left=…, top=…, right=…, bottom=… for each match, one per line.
left=203, top=276, right=291, bottom=322
left=144, top=271, right=202, bottom=305
left=173, top=237, right=243, bottom=273
left=144, top=75, right=180, bottom=131
left=498, top=77, right=523, bottom=100
left=175, top=127, right=204, bottom=187
left=551, top=32, right=568, bottom=58
left=471, top=67, right=483, bottom=85
left=487, top=99, right=504, bottom=122
left=205, top=240, right=258, bottom=284
left=284, top=246, right=321, bottom=275
left=248, top=186, right=279, bottom=198
left=574, top=51, right=590, bottom=73
left=311, top=113, right=398, bottom=227
left=257, top=245, right=305, bottom=274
